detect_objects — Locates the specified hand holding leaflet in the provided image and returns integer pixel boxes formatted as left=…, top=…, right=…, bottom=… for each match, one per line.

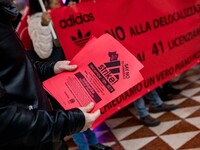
left=43, top=33, right=143, bottom=116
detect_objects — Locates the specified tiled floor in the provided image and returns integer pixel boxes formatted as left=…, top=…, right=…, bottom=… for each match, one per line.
left=67, top=64, right=200, bottom=150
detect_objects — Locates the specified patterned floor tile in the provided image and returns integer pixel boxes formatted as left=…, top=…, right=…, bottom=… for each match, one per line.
left=187, top=109, right=200, bottom=118
left=96, top=130, right=117, bottom=143
left=111, top=126, right=143, bottom=141
left=122, top=126, right=156, bottom=140
left=165, top=98, right=187, bottom=106
left=160, top=131, right=200, bottom=150
left=113, top=117, right=142, bottom=128
left=158, top=112, right=181, bottom=122
left=191, top=95, right=200, bottom=103
left=140, top=137, right=173, bottom=150
left=162, top=120, right=199, bottom=135
left=177, top=98, right=200, bottom=108
left=179, top=133, right=200, bottom=149
left=171, top=106, right=200, bottom=119
left=184, top=74, right=200, bottom=82
left=180, top=87, right=200, bottom=97
left=104, top=117, right=133, bottom=129
left=185, top=117, right=200, bottom=129
left=120, top=137, right=157, bottom=150
left=149, top=120, right=180, bottom=136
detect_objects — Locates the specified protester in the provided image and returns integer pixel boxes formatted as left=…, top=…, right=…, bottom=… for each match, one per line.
left=0, top=1, right=100, bottom=149
left=27, top=0, right=112, bottom=149
left=28, top=0, right=64, bottom=61
left=134, top=89, right=177, bottom=127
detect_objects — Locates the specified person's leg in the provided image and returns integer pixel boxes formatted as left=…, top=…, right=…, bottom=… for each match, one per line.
left=84, top=128, right=98, bottom=145
left=145, top=90, right=177, bottom=113
left=85, top=128, right=112, bottom=150
left=163, top=81, right=181, bottom=94
left=156, top=86, right=173, bottom=101
left=72, top=132, right=89, bottom=150
left=144, top=89, right=163, bottom=107
left=134, top=97, right=149, bottom=118
left=134, top=97, right=160, bottom=127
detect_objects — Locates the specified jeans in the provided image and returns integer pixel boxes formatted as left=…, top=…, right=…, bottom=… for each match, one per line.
left=134, top=89, right=163, bottom=118
left=72, top=128, right=98, bottom=150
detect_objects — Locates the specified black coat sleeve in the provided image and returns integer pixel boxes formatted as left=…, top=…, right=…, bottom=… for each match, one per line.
left=0, top=100, right=85, bottom=147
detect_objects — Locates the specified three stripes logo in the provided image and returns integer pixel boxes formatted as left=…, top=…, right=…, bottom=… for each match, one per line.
left=104, top=51, right=121, bottom=81
left=71, top=29, right=91, bottom=47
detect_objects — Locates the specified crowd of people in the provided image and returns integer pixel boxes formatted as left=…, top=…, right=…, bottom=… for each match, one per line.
left=0, top=0, right=182, bottom=150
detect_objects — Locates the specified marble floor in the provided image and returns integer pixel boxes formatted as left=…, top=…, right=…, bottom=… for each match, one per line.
left=67, top=64, right=200, bottom=150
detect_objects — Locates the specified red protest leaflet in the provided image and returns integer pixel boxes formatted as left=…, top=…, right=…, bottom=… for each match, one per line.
left=43, top=33, right=143, bottom=113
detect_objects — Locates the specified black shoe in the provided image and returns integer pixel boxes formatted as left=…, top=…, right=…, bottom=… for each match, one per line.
left=168, top=87, right=181, bottom=94
left=161, top=93, right=173, bottom=101
left=89, top=143, right=112, bottom=150
left=163, top=84, right=181, bottom=94
left=149, top=103, right=177, bottom=113
left=140, top=115, right=160, bottom=127
left=156, top=88, right=173, bottom=101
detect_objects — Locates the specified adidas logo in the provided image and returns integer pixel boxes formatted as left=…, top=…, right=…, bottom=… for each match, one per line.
left=71, top=29, right=91, bottom=47
left=60, top=13, right=95, bottom=28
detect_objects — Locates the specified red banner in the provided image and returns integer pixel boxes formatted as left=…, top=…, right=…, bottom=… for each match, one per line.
left=50, top=0, right=200, bottom=128
left=16, top=6, right=32, bottom=50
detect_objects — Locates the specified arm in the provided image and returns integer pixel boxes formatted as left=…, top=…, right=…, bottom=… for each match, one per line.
left=28, top=13, right=53, bottom=59
left=0, top=84, right=85, bottom=146
left=32, top=59, right=56, bottom=81
left=30, top=58, right=77, bottom=81
left=0, top=80, right=99, bottom=146
left=0, top=23, right=84, bottom=146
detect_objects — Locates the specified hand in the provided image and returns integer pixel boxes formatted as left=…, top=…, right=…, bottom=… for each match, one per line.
left=54, top=60, right=77, bottom=74
left=41, top=12, right=51, bottom=26
left=79, top=102, right=100, bottom=132
left=68, top=1, right=77, bottom=7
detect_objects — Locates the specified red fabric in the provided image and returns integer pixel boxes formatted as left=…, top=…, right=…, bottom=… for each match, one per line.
left=16, top=6, right=32, bottom=50
left=49, top=0, right=200, bottom=128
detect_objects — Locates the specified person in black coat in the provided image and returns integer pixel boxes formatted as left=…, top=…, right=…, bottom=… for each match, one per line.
left=0, top=1, right=100, bottom=149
